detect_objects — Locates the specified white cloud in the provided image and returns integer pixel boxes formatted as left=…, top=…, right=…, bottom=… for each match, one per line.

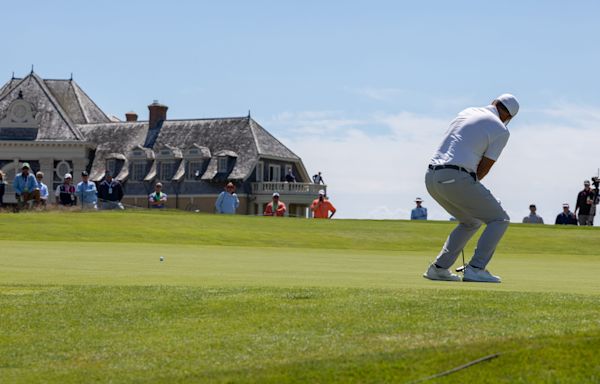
left=270, top=110, right=366, bottom=136
left=276, top=104, right=600, bottom=223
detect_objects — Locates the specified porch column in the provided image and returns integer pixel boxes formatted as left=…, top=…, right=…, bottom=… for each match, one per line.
left=72, top=158, right=88, bottom=181
left=39, top=157, right=53, bottom=179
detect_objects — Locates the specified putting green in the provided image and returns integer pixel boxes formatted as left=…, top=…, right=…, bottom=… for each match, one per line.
left=1, top=212, right=599, bottom=383
left=1, top=240, right=598, bottom=294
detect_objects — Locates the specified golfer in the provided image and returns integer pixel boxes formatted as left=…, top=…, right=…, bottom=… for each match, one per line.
left=423, top=94, right=519, bottom=283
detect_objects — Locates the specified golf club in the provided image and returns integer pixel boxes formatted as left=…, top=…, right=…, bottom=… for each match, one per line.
left=456, top=249, right=466, bottom=273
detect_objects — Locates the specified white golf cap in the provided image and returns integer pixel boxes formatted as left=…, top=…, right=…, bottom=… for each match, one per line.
left=415, top=197, right=423, bottom=202
left=64, top=173, right=72, bottom=179
left=272, top=192, right=280, bottom=197
left=562, top=203, right=570, bottom=208
left=495, top=93, right=519, bottom=117
left=318, top=189, right=325, bottom=195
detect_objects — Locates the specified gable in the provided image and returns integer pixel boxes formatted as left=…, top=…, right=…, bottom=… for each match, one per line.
left=0, top=74, right=83, bottom=140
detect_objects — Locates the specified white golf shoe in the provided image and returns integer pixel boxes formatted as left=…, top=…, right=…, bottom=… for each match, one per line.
left=423, top=264, right=461, bottom=282
left=463, top=265, right=501, bottom=283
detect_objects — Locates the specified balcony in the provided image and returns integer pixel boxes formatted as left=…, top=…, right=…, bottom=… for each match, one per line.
left=251, top=182, right=326, bottom=197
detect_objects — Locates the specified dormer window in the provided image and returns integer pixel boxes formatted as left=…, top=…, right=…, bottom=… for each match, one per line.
left=106, top=159, right=116, bottom=176
left=210, top=150, right=237, bottom=179
left=129, top=146, right=152, bottom=182
left=131, top=162, right=147, bottom=181
left=186, top=160, right=204, bottom=180
left=184, top=145, right=210, bottom=180
left=158, top=161, right=175, bottom=180
left=155, top=146, right=182, bottom=182
left=218, top=157, right=228, bottom=173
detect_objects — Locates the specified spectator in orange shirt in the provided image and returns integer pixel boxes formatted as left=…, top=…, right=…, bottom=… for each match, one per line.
left=264, top=192, right=287, bottom=217
left=311, top=189, right=336, bottom=219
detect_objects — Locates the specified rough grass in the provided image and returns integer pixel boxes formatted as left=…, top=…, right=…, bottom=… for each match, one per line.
left=0, top=211, right=599, bottom=383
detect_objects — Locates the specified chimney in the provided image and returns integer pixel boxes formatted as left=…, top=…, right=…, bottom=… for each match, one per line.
left=125, top=111, right=138, bottom=122
left=148, top=100, right=168, bottom=129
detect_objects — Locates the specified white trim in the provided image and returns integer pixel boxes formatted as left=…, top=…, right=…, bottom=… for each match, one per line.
left=55, top=160, right=72, bottom=181
left=0, top=140, right=93, bottom=148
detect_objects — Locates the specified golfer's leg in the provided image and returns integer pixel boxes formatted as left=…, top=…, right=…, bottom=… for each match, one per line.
left=426, top=170, right=482, bottom=269
left=457, top=182, right=510, bottom=269
left=435, top=221, right=481, bottom=268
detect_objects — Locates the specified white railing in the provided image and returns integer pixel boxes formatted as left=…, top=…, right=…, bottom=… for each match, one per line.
left=251, top=182, right=326, bottom=195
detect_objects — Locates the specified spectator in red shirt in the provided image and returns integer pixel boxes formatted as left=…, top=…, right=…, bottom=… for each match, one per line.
left=264, top=192, right=287, bottom=216
left=311, top=189, right=336, bottom=219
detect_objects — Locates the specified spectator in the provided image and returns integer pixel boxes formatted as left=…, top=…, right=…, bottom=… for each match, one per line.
left=555, top=203, right=577, bottom=225
left=575, top=180, right=595, bottom=226
left=148, top=182, right=167, bottom=208
left=0, top=170, right=5, bottom=207
left=35, top=172, right=49, bottom=207
left=522, top=204, right=544, bottom=224
left=215, top=182, right=239, bottom=214
left=411, top=197, right=428, bottom=220
left=98, top=171, right=124, bottom=210
left=56, top=173, right=76, bottom=206
left=312, top=171, right=325, bottom=185
left=285, top=168, right=296, bottom=183
left=13, top=162, right=38, bottom=209
left=311, top=189, right=336, bottom=219
left=264, top=192, right=287, bottom=216
left=75, top=171, right=98, bottom=210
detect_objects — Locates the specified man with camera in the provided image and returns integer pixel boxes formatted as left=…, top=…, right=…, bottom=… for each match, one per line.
left=575, top=179, right=597, bottom=226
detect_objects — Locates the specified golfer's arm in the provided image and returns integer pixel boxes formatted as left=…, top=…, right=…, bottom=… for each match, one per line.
left=476, top=156, right=495, bottom=180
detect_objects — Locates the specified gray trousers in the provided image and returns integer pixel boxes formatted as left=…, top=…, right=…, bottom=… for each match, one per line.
left=425, top=168, right=510, bottom=269
left=578, top=214, right=593, bottom=226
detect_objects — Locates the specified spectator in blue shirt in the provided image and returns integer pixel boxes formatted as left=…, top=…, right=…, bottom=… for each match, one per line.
left=411, top=197, right=428, bottom=220
left=13, top=162, right=39, bottom=209
left=35, top=171, right=49, bottom=207
left=215, top=182, right=239, bottom=214
left=76, top=171, right=98, bottom=210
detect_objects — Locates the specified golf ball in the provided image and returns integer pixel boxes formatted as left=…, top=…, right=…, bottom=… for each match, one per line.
left=160, top=256, right=164, bottom=262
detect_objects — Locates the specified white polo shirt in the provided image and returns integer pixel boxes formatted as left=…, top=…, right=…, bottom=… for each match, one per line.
left=430, top=105, right=509, bottom=173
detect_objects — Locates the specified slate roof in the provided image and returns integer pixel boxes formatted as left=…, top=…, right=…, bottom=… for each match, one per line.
left=77, top=116, right=307, bottom=182
left=77, top=122, right=149, bottom=180
left=44, top=79, right=110, bottom=124
left=1, top=72, right=309, bottom=183
left=249, top=118, right=300, bottom=160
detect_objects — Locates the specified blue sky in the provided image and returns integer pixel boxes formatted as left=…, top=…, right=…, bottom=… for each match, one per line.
left=2, top=1, right=600, bottom=221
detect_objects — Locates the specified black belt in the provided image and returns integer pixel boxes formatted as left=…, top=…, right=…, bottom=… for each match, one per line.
left=428, top=164, right=477, bottom=180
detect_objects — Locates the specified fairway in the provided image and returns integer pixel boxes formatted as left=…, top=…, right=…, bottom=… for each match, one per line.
left=1, top=211, right=599, bottom=383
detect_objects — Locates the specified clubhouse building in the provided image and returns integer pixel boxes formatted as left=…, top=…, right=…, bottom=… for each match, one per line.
left=0, top=71, right=323, bottom=216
